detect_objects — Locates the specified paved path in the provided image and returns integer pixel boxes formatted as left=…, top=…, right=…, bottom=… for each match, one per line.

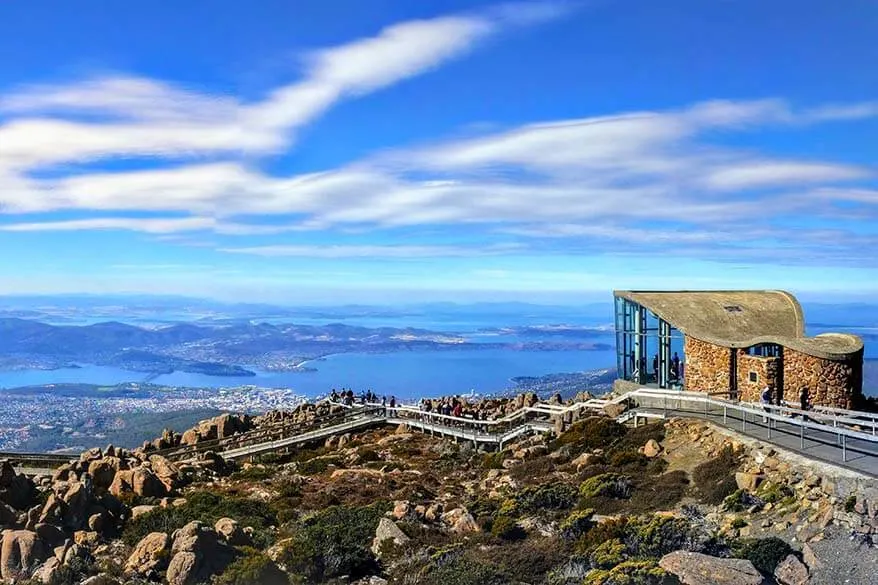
left=632, top=403, right=878, bottom=478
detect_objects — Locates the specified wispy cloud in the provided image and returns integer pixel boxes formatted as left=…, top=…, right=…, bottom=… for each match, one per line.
left=218, top=243, right=524, bottom=258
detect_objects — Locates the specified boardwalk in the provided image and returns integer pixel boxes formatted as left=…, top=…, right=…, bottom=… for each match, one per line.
left=5, top=388, right=878, bottom=479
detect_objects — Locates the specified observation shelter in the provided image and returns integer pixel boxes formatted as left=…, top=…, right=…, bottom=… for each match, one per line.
left=612, top=290, right=864, bottom=409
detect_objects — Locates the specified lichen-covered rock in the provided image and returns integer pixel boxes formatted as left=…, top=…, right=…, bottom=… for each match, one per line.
left=1, top=529, right=47, bottom=582
left=371, top=518, right=410, bottom=556
left=125, top=531, right=170, bottom=575
left=88, top=457, right=121, bottom=489
left=440, top=508, right=480, bottom=534
left=774, top=554, right=809, bottom=585
left=214, top=517, right=250, bottom=546
left=643, top=439, right=662, bottom=458
left=132, top=467, right=167, bottom=498
left=659, top=551, right=765, bottom=585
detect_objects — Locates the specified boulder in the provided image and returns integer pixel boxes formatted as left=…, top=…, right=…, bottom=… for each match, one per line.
left=108, top=470, right=135, bottom=497
left=214, top=518, right=250, bottom=546
left=1, top=529, right=48, bottom=582
left=659, top=551, right=765, bottom=585
left=131, top=505, right=157, bottom=519
left=34, top=524, right=66, bottom=548
left=33, top=557, right=61, bottom=585
left=391, top=501, right=411, bottom=520
left=132, top=467, right=167, bottom=498
left=167, top=521, right=235, bottom=584
left=0, top=461, right=35, bottom=510
left=735, top=472, right=765, bottom=492
left=88, top=457, right=121, bottom=489
left=643, top=439, right=662, bottom=458
left=440, top=508, right=480, bottom=534
left=167, top=551, right=200, bottom=585
left=774, top=554, right=809, bottom=585
left=181, top=429, right=200, bottom=446
left=801, top=543, right=822, bottom=572
left=603, top=403, right=627, bottom=418
left=38, top=493, right=63, bottom=526
left=371, top=518, right=410, bottom=556
left=0, top=502, right=17, bottom=527
left=61, top=481, right=91, bottom=530
left=125, top=531, right=170, bottom=575
left=148, top=455, right=180, bottom=489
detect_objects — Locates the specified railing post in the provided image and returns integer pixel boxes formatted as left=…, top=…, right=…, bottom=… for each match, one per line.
left=742, top=409, right=746, bottom=432
left=800, top=423, right=805, bottom=448
left=768, top=415, right=772, bottom=439
left=842, top=434, right=847, bottom=462
left=723, top=405, right=727, bottom=424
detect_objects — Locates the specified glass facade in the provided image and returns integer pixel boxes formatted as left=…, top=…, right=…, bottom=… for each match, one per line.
left=614, top=295, right=686, bottom=388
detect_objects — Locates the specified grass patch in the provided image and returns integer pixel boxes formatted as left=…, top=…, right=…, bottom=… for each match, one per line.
left=692, top=445, right=741, bottom=505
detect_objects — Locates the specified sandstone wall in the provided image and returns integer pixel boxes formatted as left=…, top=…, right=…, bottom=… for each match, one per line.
left=684, top=337, right=731, bottom=396
left=782, top=348, right=863, bottom=409
left=736, top=352, right=780, bottom=403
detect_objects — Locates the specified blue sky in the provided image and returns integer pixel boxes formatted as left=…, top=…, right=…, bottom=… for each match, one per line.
left=0, top=0, right=876, bottom=304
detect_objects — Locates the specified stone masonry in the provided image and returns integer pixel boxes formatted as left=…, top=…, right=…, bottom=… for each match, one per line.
left=684, top=336, right=862, bottom=408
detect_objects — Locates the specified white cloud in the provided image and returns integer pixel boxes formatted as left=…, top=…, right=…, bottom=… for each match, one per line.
left=0, top=216, right=215, bottom=234
left=218, top=243, right=522, bottom=258
left=701, top=161, right=869, bottom=191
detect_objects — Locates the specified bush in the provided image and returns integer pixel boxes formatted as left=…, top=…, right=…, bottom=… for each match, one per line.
left=122, top=491, right=276, bottom=546
left=580, top=474, right=632, bottom=499
left=214, top=548, right=287, bottom=585
left=692, top=445, right=741, bottom=505
left=722, top=489, right=763, bottom=513
left=628, top=471, right=689, bottom=513
left=482, top=451, right=507, bottom=469
left=277, top=504, right=387, bottom=581
left=490, top=514, right=527, bottom=541
left=845, top=495, right=858, bottom=513
left=731, top=537, right=793, bottom=574
left=418, top=554, right=507, bottom=585
left=553, top=417, right=627, bottom=453
left=231, top=465, right=274, bottom=482
left=509, top=457, right=556, bottom=481
left=590, top=538, right=627, bottom=568
left=357, top=448, right=381, bottom=463
left=560, top=508, right=595, bottom=539
left=297, top=456, right=343, bottom=475
left=515, top=482, right=579, bottom=514
left=583, top=560, right=667, bottom=585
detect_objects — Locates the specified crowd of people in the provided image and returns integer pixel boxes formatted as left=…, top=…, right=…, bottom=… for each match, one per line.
left=328, top=388, right=396, bottom=409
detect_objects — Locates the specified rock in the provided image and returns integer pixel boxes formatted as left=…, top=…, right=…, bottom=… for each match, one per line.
left=735, top=472, right=765, bottom=492
left=571, top=452, right=594, bottom=471
left=371, top=518, right=410, bottom=556
left=440, top=508, right=480, bottom=534
left=801, top=543, right=822, bottom=572
left=659, top=551, right=765, bottom=585
left=181, top=429, right=200, bottom=446
left=774, top=554, right=809, bottom=585
left=34, top=524, right=66, bottom=548
left=81, top=575, right=120, bottom=585
left=0, top=502, right=17, bottom=527
left=0, top=461, right=35, bottom=510
left=167, top=551, right=199, bottom=585
left=131, top=505, right=157, bottom=519
left=214, top=518, right=250, bottom=546
left=125, top=532, right=170, bottom=575
left=73, top=530, right=99, bottom=547
left=34, top=557, right=61, bottom=585
left=108, top=470, right=135, bottom=497
left=88, top=512, right=106, bottom=533
left=425, top=503, right=443, bottom=523
left=391, top=501, right=410, bottom=520
left=643, top=439, right=662, bottom=458
left=88, top=458, right=121, bottom=489
left=1, top=529, right=48, bottom=582
left=604, top=403, right=627, bottom=418
left=132, top=467, right=167, bottom=498
left=149, top=455, right=180, bottom=489
left=167, top=521, right=235, bottom=584
left=61, top=482, right=92, bottom=530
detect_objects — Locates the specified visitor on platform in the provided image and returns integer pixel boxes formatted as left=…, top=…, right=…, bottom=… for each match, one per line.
left=389, top=396, right=397, bottom=410
left=672, top=352, right=681, bottom=379
left=652, top=354, right=659, bottom=381
left=799, top=386, right=810, bottom=420
left=761, top=386, right=772, bottom=422
left=330, top=389, right=339, bottom=402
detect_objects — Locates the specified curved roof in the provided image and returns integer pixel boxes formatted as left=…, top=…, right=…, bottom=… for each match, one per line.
left=614, top=290, right=863, bottom=360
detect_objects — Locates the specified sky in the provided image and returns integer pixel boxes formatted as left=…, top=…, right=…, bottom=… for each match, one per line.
left=0, top=0, right=876, bottom=305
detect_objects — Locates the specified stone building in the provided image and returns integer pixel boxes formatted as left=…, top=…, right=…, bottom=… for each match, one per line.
left=613, top=290, right=864, bottom=409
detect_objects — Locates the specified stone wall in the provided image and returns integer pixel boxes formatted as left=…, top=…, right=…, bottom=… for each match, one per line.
left=684, top=336, right=731, bottom=396
left=782, top=348, right=864, bottom=409
left=736, top=352, right=780, bottom=403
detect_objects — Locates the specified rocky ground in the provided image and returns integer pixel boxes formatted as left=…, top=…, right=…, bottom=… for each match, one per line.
left=0, top=394, right=877, bottom=584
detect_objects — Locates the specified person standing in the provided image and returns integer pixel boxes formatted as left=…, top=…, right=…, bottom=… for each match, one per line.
left=761, top=386, right=772, bottom=422
left=799, top=386, right=810, bottom=420
left=672, top=352, right=681, bottom=380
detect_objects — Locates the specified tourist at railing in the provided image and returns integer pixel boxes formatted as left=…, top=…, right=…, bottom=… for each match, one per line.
left=761, top=386, right=772, bottom=422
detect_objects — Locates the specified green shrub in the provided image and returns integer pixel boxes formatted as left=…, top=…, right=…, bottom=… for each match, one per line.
left=583, top=560, right=667, bottom=585
left=590, top=538, right=627, bottom=569
left=692, top=445, right=741, bottom=505
left=626, top=515, right=706, bottom=558
left=580, top=474, right=632, bottom=499
left=490, top=514, right=526, bottom=541
left=515, top=482, right=579, bottom=513
left=482, top=451, right=507, bottom=469
left=553, top=417, right=627, bottom=453
left=277, top=504, right=387, bottom=581
left=560, top=508, right=595, bottom=539
left=730, top=518, right=748, bottom=529
left=576, top=518, right=630, bottom=555
left=722, top=489, right=763, bottom=513
left=844, top=495, right=858, bottom=513
left=214, top=548, right=287, bottom=585
left=357, top=449, right=380, bottom=463
left=757, top=482, right=795, bottom=504
left=419, top=554, right=507, bottom=585
left=122, top=491, right=275, bottom=546
left=297, top=456, right=343, bottom=475
left=231, top=465, right=274, bottom=482
left=731, top=537, right=793, bottom=574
